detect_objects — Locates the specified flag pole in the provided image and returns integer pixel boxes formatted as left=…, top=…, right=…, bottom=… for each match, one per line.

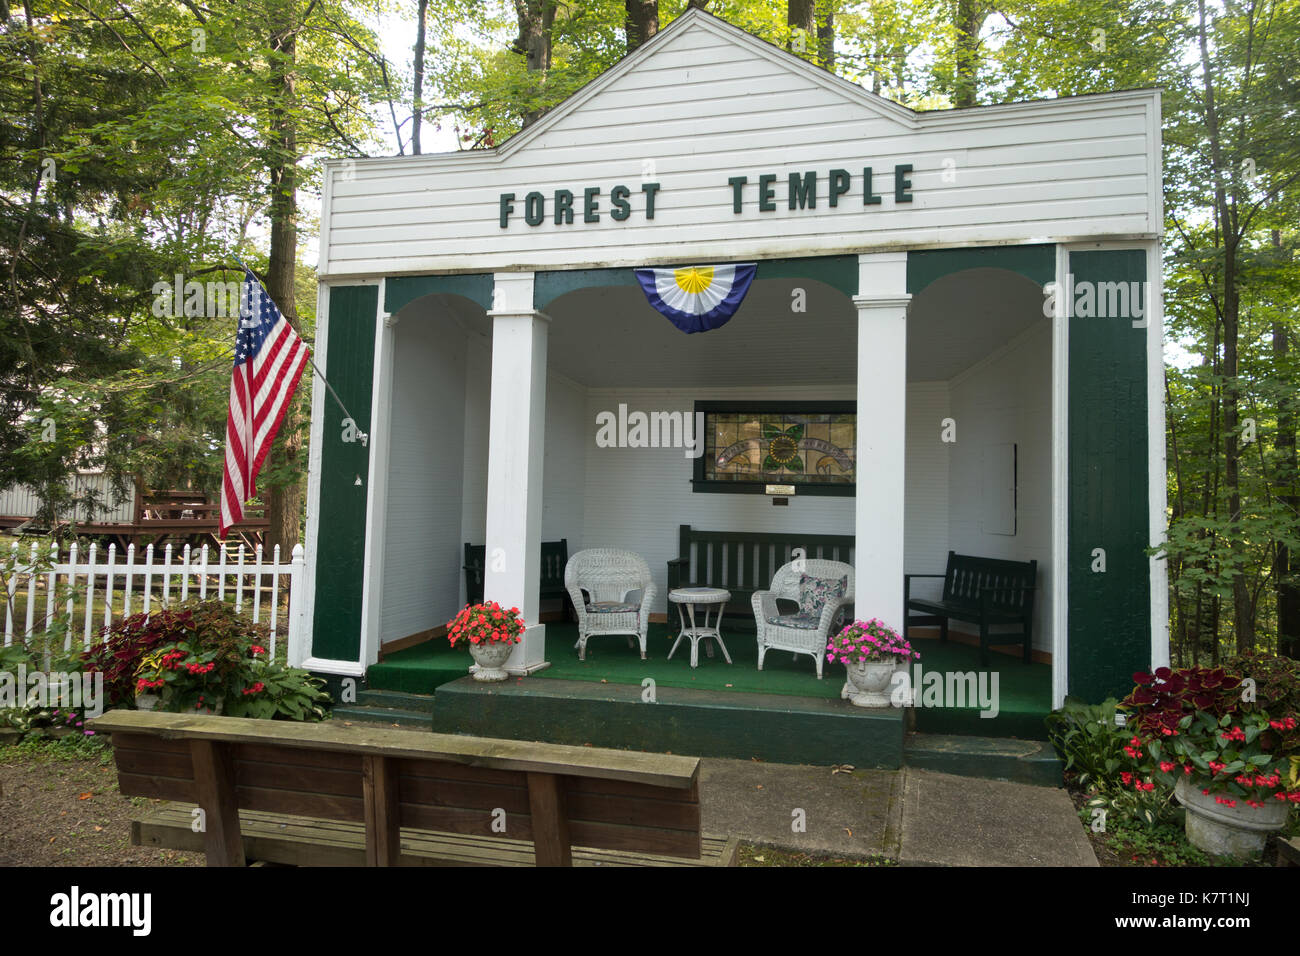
left=233, top=256, right=368, bottom=443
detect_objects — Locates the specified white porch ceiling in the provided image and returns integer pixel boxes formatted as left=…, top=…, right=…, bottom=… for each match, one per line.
left=436, top=266, right=1048, bottom=388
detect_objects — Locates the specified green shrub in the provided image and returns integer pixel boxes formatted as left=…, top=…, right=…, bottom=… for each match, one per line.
left=1046, top=696, right=1179, bottom=828
left=83, top=599, right=331, bottom=722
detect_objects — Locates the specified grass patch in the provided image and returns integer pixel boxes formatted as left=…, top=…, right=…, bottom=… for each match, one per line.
left=0, top=730, right=113, bottom=766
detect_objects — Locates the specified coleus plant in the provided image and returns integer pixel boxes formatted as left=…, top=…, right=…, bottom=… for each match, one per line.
left=1121, top=667, right=1300, bottom=810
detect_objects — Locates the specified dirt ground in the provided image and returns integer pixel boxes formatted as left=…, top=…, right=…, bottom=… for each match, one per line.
left=0, top=736, right=197, bottom=867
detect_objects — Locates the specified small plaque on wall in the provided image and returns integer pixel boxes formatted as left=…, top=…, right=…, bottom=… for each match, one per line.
left=765, top=484, right=796, bottom=496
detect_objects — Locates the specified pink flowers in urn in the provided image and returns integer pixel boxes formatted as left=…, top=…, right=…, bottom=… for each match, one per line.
left=826, top=618, right=921, bottom=666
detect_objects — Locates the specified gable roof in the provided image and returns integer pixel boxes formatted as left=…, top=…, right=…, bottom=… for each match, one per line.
left=493, top=8, right=919, bottom=161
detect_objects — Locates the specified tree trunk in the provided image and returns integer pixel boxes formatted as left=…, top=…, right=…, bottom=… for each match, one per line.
left=412, top=0, right=428, bottom=154
left=953, top=0, right=986, bottom=108
left=625, top=0, right=657, bottom=53
left=263, top=6, right=305, bottom=556
left=1274, top=229, right=1300, bottom=658
left=513, top=0, right=555, bottom=128
left=788, top=0, right=815, bottom=50
left=817, top=2, right=835, bottom=72
left=1196, top=0, right=1251, bottom=653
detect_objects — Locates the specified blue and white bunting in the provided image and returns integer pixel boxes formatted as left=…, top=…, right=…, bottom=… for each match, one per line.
left=634, top=263, right=757, bottom=333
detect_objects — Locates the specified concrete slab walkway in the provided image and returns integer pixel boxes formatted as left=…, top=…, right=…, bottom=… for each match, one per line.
left=897, top=768, right=1097, bottom=866
left=699, top=759, right=1097, bottom=866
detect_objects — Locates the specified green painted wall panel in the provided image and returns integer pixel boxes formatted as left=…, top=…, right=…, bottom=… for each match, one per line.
left=906, top=244, right=1055, bottom=294
left=754, top=255, right=857, bottom=297
left=385, top=273, right=493, bottom=315
left=1068, top=249, right=1151, bottom=702
left=534, top=255, right=858, bottom=311
left=534, top=267, right=636, bottom=310
left=312, top=284, right=378, bottom=662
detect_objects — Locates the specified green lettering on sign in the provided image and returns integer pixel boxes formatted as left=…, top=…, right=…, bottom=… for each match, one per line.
left=828, top=169, right=850, bottom=207
left=728, top=176, right=747, bottom=213
left=789, top=171, right=816, bottom=210
left=554, top=189, right=574, bottom=225
left=610, top=184, right=631, bottom=221
left=894, top=164, right=913, bottom=203
left=641, top=182, right=660, bottom=219
left=864, top=167, right=881, bottom=205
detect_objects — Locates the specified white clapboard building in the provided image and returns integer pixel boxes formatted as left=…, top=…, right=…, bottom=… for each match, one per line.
left=300, top=9, right=1166, bottom=742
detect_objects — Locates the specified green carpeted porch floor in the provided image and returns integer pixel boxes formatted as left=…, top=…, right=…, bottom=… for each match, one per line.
left=367, top=621, right=1053, bottom=739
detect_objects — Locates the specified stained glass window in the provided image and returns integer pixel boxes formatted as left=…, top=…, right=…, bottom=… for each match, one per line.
left=693, top=402, right=855, bottom=495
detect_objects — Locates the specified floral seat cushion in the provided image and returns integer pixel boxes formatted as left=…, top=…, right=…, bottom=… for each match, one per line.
left=586, top=601, right=639, bottom=614
left=767, top=613, right=822, bottom=630
left=798, top=574, right=848, bottom=618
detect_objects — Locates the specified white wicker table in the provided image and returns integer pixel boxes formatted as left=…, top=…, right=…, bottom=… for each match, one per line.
left=667, top=587, right=733, bottom=669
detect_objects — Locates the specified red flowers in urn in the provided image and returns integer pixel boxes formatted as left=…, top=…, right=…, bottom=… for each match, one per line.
left=447, top=602, right=525, bottom=682
left=1120, top=665, right=1300, bottom=859
left=446, top=601, right=525, bottom=648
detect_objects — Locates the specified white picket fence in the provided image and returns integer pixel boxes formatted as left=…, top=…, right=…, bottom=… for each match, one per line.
left=3, top=540, right=306, bottom=667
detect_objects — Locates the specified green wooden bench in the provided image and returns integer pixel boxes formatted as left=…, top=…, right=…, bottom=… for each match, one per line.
left=464, top=539, right=573, bottom=619
left=666, top=524, right=855, bottom=626
left=92, top=710, right=738, bottom=867
left=904, top=551, right=1038, bottom=665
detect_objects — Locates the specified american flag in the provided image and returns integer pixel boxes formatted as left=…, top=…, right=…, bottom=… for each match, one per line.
left=219, top=270, right=310, bottom=538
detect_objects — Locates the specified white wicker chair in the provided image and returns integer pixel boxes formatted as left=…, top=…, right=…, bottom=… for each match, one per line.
left=751, top=559, right=855, bottom=679
left=565, top=549, right=657, bottom=661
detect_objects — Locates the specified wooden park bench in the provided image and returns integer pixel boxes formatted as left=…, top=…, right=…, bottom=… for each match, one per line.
left=904, top=551, right=1038, bottom=665
left=666, top=524, right=855, bottom=626
left=1278, top=836, right=1300, bottom=867
left=91, top=710, right=737, bottom=867
left=464, top=539, right=573, bottom=620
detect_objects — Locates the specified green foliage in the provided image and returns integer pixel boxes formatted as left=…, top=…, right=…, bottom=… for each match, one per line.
left=0, top=729, right=112, bottom=764
left=222, top=658, right=332, bottom=722
left=1079, top=809, right=1214, bottom=867
left=84, top=598, right=330, bottom=721
left=1047, top=697, right=1180, bottom=827
left=1, top=0, right=385, bottom=522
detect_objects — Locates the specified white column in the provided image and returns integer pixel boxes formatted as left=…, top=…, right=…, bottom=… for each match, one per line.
left=484, top=272, right=551, bottom=675
left=359, top=295, right=396, bottom=670
left=853, top=252, right=910, bottom=632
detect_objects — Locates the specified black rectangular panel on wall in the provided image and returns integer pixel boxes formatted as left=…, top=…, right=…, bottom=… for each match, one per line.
left=1068, top=249, right=1151, bottom=702
left=311, top=285, right=378, bottom=663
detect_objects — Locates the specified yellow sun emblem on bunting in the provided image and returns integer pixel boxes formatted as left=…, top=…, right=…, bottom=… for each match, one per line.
left=673, top=266, right=714, bottom=294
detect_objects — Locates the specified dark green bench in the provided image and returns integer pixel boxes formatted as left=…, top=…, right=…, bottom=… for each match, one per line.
left=666, top=524, right=855, bottom=625
left=464, top=539, right=572, bottom=619
left=904, top=551, right=1038, bottom=665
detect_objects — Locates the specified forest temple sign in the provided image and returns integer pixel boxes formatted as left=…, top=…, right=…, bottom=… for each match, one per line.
left=497, top=163, right=915, bottom=227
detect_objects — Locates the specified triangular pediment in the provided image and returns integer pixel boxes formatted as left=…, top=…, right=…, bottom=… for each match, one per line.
left=497, top=8, right=916, bottom=160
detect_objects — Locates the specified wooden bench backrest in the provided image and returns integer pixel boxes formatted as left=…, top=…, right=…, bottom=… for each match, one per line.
left=941, top=551, right=1037, bottom=612
left=464, top=539, right=569, bottom=605
left=94, top=710, right=700, bottom=866
left=675, top=524, right=856, bottom=594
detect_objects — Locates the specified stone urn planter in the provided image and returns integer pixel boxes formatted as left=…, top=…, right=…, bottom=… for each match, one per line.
left=468, top=641, right=512, bottom=682
left=840, top=659, right=899, bottom=708
left=1174, top=776, right=1290, bottom=860
left=135, top=693, right=160, bottom=711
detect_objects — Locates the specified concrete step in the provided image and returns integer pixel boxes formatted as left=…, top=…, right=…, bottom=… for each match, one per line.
left=356, top=689, right=437, bottom=713
left=903, top=732, right=1063, bottom=787
left=332, top=705, right=431, bottom=729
